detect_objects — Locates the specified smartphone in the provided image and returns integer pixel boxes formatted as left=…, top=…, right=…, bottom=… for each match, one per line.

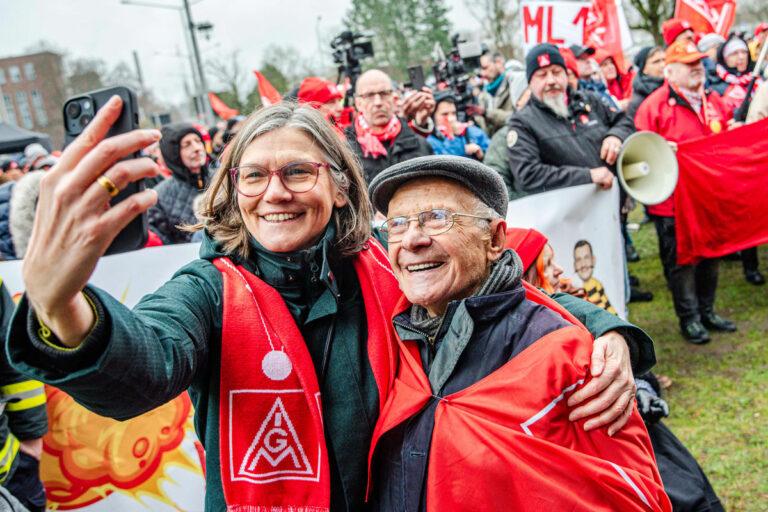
left=408, top=65, right=426, bottom=91
left=63, top=86, right=148, bottom=254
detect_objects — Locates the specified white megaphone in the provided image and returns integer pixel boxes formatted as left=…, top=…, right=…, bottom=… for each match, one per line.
left=617, top=131, right=678, bottom=205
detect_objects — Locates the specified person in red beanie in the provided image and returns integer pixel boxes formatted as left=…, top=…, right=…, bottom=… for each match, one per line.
left=559, top=47, right=581, bottom=90
left=506, top=227, right=584, bottom=296
left=662, top=19, right=695, bottom=47
left=297, top=76, right=345, bottom=126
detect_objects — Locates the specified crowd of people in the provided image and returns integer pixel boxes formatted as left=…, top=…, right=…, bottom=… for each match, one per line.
left=0, top=13, right=765, bottom=512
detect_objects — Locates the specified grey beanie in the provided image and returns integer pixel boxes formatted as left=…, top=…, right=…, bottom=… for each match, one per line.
left=368, top=155, right=509, bottom=217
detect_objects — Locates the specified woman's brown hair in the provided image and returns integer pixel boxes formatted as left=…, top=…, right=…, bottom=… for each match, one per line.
left=189, top=102, right=372, bottom=260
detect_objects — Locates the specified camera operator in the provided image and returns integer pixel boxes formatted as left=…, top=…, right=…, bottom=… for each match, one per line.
left=345, top=69, right=433, bottom=184
left=469, top=51, right=525, bottom=135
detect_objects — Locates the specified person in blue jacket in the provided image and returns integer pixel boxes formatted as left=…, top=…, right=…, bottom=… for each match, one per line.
left=426, top=92, right=490, bottom=160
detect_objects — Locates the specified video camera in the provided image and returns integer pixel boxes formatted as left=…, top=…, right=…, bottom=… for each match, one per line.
left=432, top=34, right=483, bottom=122
left=331, top=30, right=375, bottom=102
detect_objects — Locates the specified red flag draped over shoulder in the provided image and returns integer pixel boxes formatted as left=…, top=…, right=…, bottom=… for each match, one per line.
left=254, top=71, right=283, bottom=107
left=207, top=92, right=239, bottom=120
left=674, top=0, right=736, bottom=37
left=674, top=118, right=768, bottom=265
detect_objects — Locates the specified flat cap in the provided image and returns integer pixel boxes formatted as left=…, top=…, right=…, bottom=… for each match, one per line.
left=368, top=155, right=509, bottom=217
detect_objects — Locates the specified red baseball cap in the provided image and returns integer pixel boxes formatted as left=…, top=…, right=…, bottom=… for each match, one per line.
left=505, top=227, right=548, bottom=272
left=298, top=77, right=343, bottom=106
left=756, top=23, right=768, bottom=37
left=662, top=18, right=694, bottom=46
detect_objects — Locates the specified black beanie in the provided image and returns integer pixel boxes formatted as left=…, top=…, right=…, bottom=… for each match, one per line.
left=526, top=43, right=567, bottom=82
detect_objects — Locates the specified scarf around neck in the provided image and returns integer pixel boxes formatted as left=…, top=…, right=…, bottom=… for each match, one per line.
left=485, top=73, right=505, bottom=96
left=354, top=114, right=402, bottom=159
left=715, top=64, right=753, bottom=87
left=409, top=249, right=523, bottom=339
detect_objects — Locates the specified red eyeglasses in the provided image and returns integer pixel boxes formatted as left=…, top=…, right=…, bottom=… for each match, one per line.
left=229, top=161, right=331, bottom=197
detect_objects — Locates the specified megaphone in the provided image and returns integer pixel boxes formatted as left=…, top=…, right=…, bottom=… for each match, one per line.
left=617, top=131, right=678, bottom=205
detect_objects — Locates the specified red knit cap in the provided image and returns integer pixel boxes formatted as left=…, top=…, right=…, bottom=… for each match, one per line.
left=662, top=18, right=693, bottom=46
left=298, top=77, right=343, bottom=106
left=559, top=47, right=580, bottom=77
left=505, top=227, right=548, bottom=271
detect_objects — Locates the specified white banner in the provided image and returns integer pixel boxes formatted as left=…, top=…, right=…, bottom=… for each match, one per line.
left=0, top=244, right=205, bottom=511
left=0, top=243, right=200, bottom=307
left=506, top=183, right=627, bottom=319
left=520, top=0, right=591, bottom=53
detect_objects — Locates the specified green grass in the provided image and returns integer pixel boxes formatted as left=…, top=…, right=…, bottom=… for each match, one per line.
left=626, top=211, right=768, bottom=511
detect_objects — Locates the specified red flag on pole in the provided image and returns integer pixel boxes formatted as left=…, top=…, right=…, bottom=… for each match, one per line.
left=674, top=0, right=736, bottom=37
left=585, top=0, right=627, bottom=70
left=674, top=118, right=768, bottom=265
left=253, top=71, right=283, bottom=106
left=207, top=92, right=239, bottom=120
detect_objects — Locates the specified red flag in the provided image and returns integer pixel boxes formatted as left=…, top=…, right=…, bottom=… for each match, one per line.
left=674, top=0, right=736, bottom=37
left=207, top=92, right=239, bottom=120
left=585, top=0, right=626, bottom=70
left=674, top=118, right=768, bottom=265
left=253, top=71, right=282, bottom=106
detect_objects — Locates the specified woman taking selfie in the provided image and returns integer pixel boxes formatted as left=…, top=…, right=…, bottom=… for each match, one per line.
left=6, top=99, right=649, bottom=511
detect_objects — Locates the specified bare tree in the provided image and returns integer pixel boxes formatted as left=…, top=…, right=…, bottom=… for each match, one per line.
left=736, top=0, right=768, bottom=25
left=464, top=0, right=521, bottom=58
left=625, top=0, right=675, bottom=46
left=206, top=50, right=247, bottom=110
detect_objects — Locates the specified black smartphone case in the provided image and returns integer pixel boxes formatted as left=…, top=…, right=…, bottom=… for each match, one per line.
left=63, top=86, right=148, bottom=255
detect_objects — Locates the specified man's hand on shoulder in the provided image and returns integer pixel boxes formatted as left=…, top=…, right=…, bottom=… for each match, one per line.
left=566, top=330, right=636, bottom=436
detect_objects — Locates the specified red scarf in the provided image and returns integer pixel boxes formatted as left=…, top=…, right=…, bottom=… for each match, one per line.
left=214, top=239, right=400, bottom=511
left=354, top=115, right=402, bottom=158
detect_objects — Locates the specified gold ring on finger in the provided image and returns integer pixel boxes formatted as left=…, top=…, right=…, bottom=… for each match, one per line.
left=97, top=175, right=120, bottom=198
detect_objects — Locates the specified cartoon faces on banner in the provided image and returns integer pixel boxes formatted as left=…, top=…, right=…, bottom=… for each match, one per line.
left=506, top=183, right=626, bottom=318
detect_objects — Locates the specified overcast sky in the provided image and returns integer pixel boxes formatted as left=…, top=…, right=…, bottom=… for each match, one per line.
left=0, top=0, right=480, bottom=104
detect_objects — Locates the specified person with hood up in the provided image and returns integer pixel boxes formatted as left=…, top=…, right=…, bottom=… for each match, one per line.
left=628, top=46, right=666, bottom=121
left=711, top=33, right=761, bottom=119
left=148, top=122, right=209, bottom=245
left=596, top=50, right=635, bottom=108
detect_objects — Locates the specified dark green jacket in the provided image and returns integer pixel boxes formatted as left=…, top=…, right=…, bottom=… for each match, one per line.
left=6, top=233, right=654, bottom=511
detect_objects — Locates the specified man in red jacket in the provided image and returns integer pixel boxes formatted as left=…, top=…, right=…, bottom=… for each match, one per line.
left=634, top=40, right=737, bottom=344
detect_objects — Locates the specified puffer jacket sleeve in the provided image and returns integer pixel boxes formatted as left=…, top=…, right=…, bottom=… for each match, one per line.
left=5, top=260, right=221, bottom=421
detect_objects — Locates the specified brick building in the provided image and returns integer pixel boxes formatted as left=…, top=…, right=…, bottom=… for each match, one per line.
left=0, top=51, right=66, bottom=149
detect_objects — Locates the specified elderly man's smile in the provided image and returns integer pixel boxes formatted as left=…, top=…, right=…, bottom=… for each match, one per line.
left=405, top=261, right=445, bottom=273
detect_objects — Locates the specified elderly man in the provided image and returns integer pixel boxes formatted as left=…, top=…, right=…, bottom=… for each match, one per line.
left=366, top=156, right=671, bottom=511
left=506, top=43, right=634, bottom=196
left=345, top=69, right=433, bottom=183
left=635, top=40, right=738, bottom=343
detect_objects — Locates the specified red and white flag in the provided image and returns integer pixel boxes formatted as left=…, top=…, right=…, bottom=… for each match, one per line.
left=207, top=92, right=239, bottom=120
left=674, top=0, right=736, bottom=37
left=584, top=0, right=633, bottom=70
left=253, top=71, right=283, bottom=107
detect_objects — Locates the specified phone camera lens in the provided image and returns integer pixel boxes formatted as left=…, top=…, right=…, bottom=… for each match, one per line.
left=79, top=115, right=92, bottom=128
left=66, top=102, right=82, bottom=118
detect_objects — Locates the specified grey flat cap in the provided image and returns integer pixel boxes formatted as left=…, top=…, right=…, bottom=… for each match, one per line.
left=368, top=155, right=509, bottom=217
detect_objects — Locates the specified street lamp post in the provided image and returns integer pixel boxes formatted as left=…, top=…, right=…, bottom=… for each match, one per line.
left=120, top=0, right=215, bottom=125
